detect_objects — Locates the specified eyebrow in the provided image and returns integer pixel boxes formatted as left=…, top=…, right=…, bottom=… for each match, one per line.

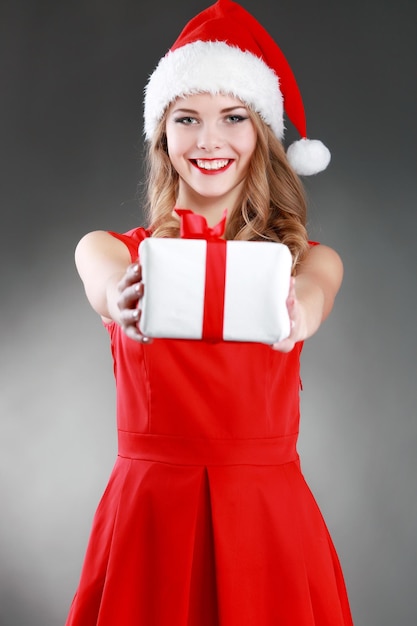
left=171, top=105, right=248, bottom=115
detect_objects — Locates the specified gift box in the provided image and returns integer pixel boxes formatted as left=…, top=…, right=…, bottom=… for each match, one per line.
left=138, top=211, right=292, bottom=344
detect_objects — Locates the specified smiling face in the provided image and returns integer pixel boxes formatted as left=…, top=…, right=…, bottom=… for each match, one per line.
left=165, top=93, right=257, bottom=225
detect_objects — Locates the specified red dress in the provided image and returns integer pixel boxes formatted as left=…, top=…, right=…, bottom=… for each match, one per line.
left=66, top=227, right=353, bottom=626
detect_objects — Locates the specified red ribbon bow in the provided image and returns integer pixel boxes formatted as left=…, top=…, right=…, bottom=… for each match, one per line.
left=175, top=208, right=227, bottom=240
left=175, top=209, right=227, bottom=342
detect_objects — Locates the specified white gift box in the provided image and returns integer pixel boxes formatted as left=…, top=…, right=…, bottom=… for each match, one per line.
left=138, top=238, right=292, bottom=344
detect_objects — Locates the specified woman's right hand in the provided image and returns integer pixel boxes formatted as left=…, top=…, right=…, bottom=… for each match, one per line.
left=116, top=262, right=151, bottom=343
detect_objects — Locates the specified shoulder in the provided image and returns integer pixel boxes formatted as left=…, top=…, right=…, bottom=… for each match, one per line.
left=75, top=227, right=150, bottom=266
left=300, top=243, right=343, bottom=276
left=297, top=243, right=344, bottom=298
left=75, top=229, right=128, bottom=262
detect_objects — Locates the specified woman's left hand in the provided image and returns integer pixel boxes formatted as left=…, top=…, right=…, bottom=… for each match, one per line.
left=271, top=243, right=344, bottom=352
left=272, top=278, right=305, bottom=353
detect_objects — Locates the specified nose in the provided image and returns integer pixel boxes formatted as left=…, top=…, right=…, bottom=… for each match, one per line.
left=196, top=123, right=223, bottom=151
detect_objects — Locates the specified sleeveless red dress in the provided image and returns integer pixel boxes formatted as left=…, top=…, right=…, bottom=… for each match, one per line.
left=66, top=227, right=353, bottom=626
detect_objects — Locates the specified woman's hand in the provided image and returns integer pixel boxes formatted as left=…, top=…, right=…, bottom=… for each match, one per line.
left=116, top=263, right=152, bottom=344
left=272, top=244, right=343, bottom=353
left=272, top=278, right=305, bottom=353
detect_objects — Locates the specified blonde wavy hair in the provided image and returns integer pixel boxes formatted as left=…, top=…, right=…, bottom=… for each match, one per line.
left=143, top=105, right=309, bottom=270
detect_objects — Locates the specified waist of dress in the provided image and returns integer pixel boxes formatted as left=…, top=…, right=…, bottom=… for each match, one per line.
left=117, top=430, right=299, bottom=466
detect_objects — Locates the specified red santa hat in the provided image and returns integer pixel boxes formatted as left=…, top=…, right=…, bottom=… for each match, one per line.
left=144, top=0, right=331, bottom=176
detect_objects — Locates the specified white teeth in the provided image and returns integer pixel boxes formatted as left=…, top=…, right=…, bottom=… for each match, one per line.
left=196, top=159, right=230, bottom=170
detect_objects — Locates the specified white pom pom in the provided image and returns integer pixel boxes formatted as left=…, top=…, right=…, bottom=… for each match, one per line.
left=286, top=138, right=331, bottom=176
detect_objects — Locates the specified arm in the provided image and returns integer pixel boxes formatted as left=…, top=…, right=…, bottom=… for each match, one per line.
left=75, top=230, right=148, bottom=342
left=272, top=244, right=344, bottom=353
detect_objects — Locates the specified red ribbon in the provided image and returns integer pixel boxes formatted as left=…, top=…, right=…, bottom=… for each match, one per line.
left=175, top=209, right=227, bottom=342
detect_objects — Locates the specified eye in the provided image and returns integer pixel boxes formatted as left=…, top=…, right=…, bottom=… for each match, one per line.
left=226, top=114, right=247, bottom=124
left=174, top=116, right=198, bottom=125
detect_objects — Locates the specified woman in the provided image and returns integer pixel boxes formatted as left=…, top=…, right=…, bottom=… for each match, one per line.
left=66, top=1, right=353, bottom=624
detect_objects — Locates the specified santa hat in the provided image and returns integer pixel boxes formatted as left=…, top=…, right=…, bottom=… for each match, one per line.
left=144, top=0, right=331, bottom=176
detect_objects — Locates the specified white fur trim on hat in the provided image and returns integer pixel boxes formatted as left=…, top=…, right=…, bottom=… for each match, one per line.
left=144, top=40, right=284, bottom=141
left=286, top=138, right=331, bottom=176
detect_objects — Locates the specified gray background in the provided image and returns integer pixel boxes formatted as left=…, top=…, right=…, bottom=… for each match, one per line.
left=1, top=0, right=416, bottom=624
